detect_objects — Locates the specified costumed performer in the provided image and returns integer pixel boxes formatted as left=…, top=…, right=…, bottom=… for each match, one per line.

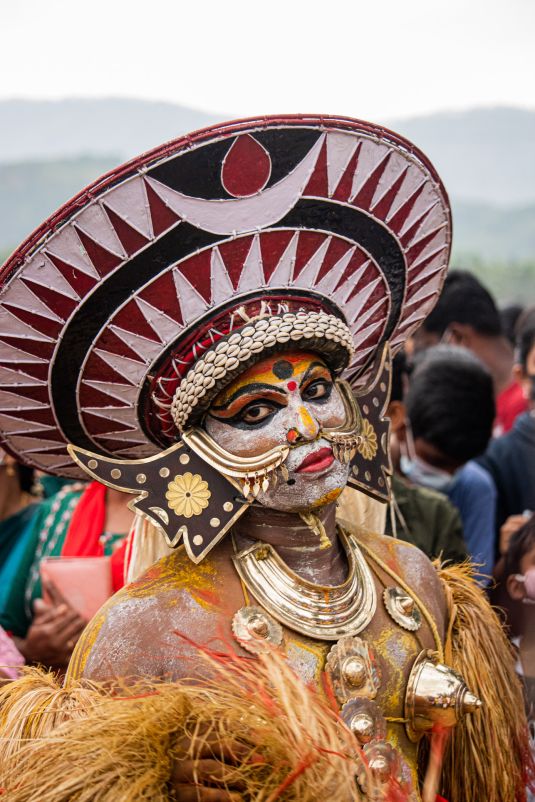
left=0, top=115, right=532, bottom=802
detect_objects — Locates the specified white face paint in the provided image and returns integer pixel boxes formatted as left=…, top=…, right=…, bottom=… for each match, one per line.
left=204, top=351, right=350, bottom=512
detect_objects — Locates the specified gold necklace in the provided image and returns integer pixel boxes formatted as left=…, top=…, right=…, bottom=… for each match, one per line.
left=232, top=528, right=377, bottom=640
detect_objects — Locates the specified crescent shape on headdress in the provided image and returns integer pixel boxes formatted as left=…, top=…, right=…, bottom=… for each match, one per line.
left=0, top=115, right=451, bottom=476
left=143, top=135, right=325, bottom=236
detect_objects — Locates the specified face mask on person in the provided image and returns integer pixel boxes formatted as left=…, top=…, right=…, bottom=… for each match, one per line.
left=400, top=454, right=454, bottom=493
left=513, top=568, right=535, bottom=604
left=400, top=423, right=456, bottom=493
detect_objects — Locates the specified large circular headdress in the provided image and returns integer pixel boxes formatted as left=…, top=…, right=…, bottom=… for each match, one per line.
left=0, top=115, right=450, bottom=477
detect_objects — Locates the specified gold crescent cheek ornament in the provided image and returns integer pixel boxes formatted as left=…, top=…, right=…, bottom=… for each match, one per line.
left=182, top=427, right=290, bottom=499
left=185, top=375, right=367, bottom=502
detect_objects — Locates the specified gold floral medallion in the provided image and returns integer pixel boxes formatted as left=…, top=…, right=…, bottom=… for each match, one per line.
left=357, top=418, right=378, bottom=461
left=165, top=472, right=211, bottom=517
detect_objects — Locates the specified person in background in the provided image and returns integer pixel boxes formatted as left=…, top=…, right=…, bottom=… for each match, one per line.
left=0, top=450, right=38, bottom=571
left=500, top=515, right=535, bottom=801
left=0, top=481, right=133, bottom=671
left=479, top=305, right=535, bottom=537
left=411, top=270, right=528, bottom=434
left=385, top=352, right=468, bottom=563
left=0, top=625, right=24, bottom=682
left=501, top=304, right=525, bottom=348
left=0, top=455, right=39, bottom=682
left=403, top=345, right=496, bottom=582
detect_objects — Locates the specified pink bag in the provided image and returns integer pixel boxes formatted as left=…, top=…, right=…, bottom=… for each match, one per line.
left=0, top=626, right=24, bottom=680
left=40, top=556, right=112, bottom=621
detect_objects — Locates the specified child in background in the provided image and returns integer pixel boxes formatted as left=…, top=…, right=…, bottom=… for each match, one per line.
left=502, top=514, right=535, bottom=800
left=404, top=345, right=496, bottom=581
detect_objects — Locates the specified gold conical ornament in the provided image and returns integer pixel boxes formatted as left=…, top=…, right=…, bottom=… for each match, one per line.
left=404, top=650, right=481, bottom=742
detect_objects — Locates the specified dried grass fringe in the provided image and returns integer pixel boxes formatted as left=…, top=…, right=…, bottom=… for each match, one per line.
left=0, top=648, right=368, bottom=802
left=438, top=561, right=535, bottom=802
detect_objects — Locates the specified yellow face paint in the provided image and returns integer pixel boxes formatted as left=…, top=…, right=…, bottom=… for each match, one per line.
left=213, top=351, right=329, bottom=411
left=310, top=486, right=345, bottom=508
left=205, top=349, right=350, bottom=512
left=297, top=405, right=318, bottom=438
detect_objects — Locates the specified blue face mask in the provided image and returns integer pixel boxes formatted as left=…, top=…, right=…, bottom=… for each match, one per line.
left=400, top=422, right=459, bottom=493
left=400, top=454, right=455, bottom=494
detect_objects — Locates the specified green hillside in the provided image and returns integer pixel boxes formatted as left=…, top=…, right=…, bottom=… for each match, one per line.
left=452, top=199, right=535, bottom=262
left=0, top=156, right=119, bottom=253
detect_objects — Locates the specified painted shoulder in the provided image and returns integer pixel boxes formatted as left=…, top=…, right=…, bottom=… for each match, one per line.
left=67, top=547, right=222, bottom=683
left=339, top=516, right=446, bottom=634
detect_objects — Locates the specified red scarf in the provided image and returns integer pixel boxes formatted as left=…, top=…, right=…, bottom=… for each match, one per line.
left=61, top=482, right=127, bottom=591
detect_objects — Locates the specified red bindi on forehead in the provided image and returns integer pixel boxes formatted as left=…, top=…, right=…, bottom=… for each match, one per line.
left=214, top=351, right=328, bottom=406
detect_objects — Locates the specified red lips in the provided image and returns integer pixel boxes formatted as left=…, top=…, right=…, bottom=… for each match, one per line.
left=296, top=447, right=334, bottom=474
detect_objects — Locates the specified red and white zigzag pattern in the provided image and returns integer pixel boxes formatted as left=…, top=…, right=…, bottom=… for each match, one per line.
left=0, top=126, right=449, bottom=474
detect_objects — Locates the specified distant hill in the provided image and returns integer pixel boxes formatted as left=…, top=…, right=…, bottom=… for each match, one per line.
left=1, top=100, right=534, bottom=207
left=0, top=101, right=533, bottom=304
left=0, top=98, right=219, bottom=164
left=389, top=107, right=535, bottom=206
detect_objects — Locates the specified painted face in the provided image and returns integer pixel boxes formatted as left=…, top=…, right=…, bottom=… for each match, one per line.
left=204, top=351, right=350, bottom=512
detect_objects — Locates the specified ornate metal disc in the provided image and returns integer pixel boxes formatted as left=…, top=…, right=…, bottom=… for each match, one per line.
left=383, top=586, right=422, bottom=631
left=231, top=605, right=283, bottom=654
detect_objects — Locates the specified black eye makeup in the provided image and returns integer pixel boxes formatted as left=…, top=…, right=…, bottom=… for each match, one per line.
left=301, top=378, right=333, bottom=403
left=239, top=400, right=282, bottom=426
left=208, top=366, right=335, bottom=430
left=211, top=398, right=284, bottom=429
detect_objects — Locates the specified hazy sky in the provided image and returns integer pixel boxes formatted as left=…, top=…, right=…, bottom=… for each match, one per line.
left=2, top=0, right=534, bottom=119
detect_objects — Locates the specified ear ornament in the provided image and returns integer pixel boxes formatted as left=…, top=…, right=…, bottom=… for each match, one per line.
left=346, top=344, right=393, bottom=502
left=68, top=430, right=290, bottom=564
left=323, top=344, right=393, bottom=502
